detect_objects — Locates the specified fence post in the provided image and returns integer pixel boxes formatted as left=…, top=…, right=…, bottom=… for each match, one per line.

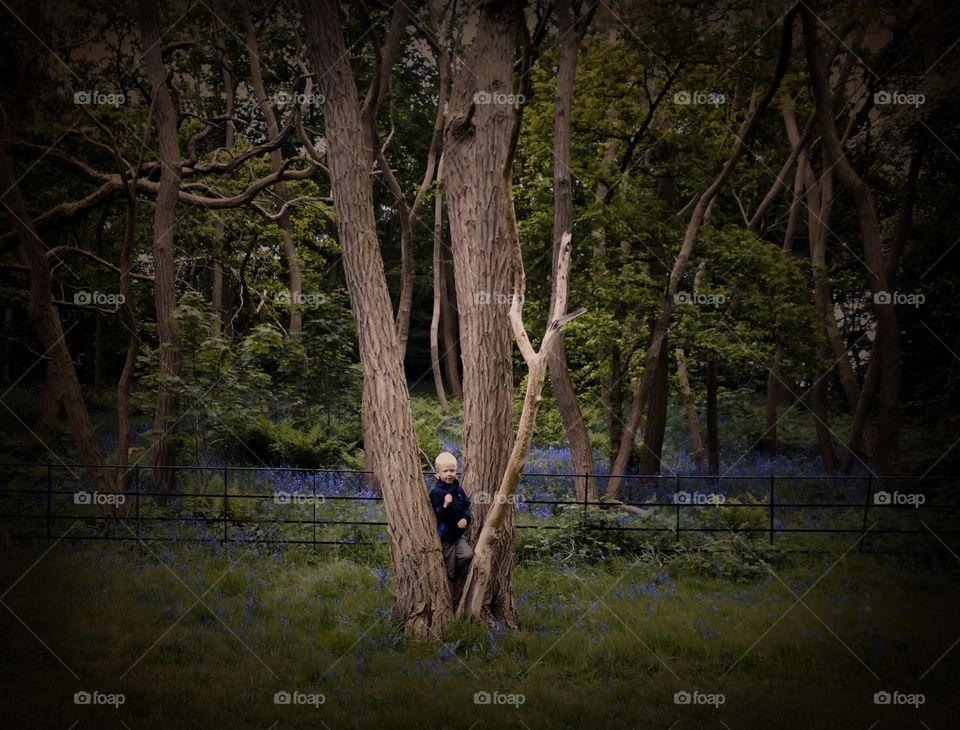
left=312, top=471, right=318, bottom=552
left=223, top=464, right=229, bottom=544
left=769, top=473, right=775, bottom=545
left=46, top=462, right=52, bottom=546
left=860, top=474, right=873, bottom=552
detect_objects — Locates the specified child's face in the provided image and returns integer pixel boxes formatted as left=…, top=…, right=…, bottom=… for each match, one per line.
left=436, top=461, right=457, bottom=484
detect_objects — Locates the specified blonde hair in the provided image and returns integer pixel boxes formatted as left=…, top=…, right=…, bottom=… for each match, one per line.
left=434, top=451, right=457, bottom=469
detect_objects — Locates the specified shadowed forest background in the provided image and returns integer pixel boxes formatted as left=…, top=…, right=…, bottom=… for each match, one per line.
left=1, top=0, right=959, bottom=727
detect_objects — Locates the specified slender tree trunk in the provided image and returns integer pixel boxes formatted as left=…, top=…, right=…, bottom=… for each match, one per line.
left=302, top=0, right=453, bottom=638
left=548, top=0, right=597, bottom=503
left=443, top=0, right=521, bottom=627
left=37, top=360, right=62, bottom=438
left=804, top=7, right=901, bottom=475
left=675, top=348, right=705, bottom=471
left=93, top=313, right=103, bottom=398
left=605, top=343, right=624, bottom=466
left=0, top=144, right=113, bottom=495
left=638, top=335, right=669, bottom=476
left=138, top=0, right=183, bottom=491
left=706, top=359, right=719, bottom=475
left=430, top=157, right=449, bottom=413
left=439, top=240, right=462, bottom=399
left=211, top=0, right=234, bottom=338
left=242, top=2, right=302, bottom=336
left=811, top=345, right=839, bottom=473
left=604, top=8, right=797, bottom=499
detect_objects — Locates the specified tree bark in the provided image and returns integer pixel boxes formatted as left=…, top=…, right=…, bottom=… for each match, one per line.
left=430, top=156, right=449, bottom=413
left=706, top=359, right=719, bottom=475
left=242, top=2, right=303, bottom=336
left=548, top=0, right=597, bottom=504
left=138, top=0, right=183, bottom=491
left=301, top=0, right=453, bottom=638
left=803, top=7, right=901, bottom=475
left=0, top=144, right=113, bottom=495
left=459, top=226, right=581, bottom=622
left=675, top=348, right=705, bottom=471
left=605, top=5, right=798, bottom=499
left=439, top=238, right=462, bottom=399
left=442, top=0, right=521, bottom=627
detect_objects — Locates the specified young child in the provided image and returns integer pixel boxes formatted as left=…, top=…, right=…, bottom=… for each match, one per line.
left=428, top=451, right=474, bottom=605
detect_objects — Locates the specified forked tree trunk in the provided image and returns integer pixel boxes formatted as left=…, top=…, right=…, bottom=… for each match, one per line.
left=459, top=230, right=581, bottom=622
left=138, top=0, right=183, bottom=491
left=443, top=0, right=520, bottom=627
left=302, top=0, right=453, bottom=638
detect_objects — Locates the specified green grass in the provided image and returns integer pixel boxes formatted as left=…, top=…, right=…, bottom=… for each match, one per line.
left=2, top=536, right=958, bottom=729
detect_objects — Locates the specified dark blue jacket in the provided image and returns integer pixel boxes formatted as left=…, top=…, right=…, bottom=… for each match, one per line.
left=429, top=478, right=472, bottom=544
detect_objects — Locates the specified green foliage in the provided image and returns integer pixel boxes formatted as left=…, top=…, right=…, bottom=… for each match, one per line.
left=241, top=417, right=360, bottom=468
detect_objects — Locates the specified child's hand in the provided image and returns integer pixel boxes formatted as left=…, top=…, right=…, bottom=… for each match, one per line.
left=457, top=518, right=467, bottom=529
left=443, top=493, right=453, bottom=508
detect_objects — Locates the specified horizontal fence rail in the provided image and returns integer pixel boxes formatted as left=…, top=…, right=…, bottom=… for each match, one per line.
left=0, top=463, right=958, bottom=553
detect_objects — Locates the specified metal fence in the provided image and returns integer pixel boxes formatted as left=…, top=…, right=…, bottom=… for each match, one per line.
left=1, top=463, right=957, bottom=552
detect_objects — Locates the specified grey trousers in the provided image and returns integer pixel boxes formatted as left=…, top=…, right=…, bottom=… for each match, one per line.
left=442, top=537, right=474, bottom=603
left=442, top=536, right=474, bottom=578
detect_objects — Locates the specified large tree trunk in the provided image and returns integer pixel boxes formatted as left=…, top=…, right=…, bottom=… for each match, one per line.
left=442, top=0, right=521, bottom=627
left=548, top=0, right=597, bottom=504
left=302, top=0, right=453, bottom=638
left=459, top=221, right=579, bottom=622
left=138, top=0, right=183, bottom=491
